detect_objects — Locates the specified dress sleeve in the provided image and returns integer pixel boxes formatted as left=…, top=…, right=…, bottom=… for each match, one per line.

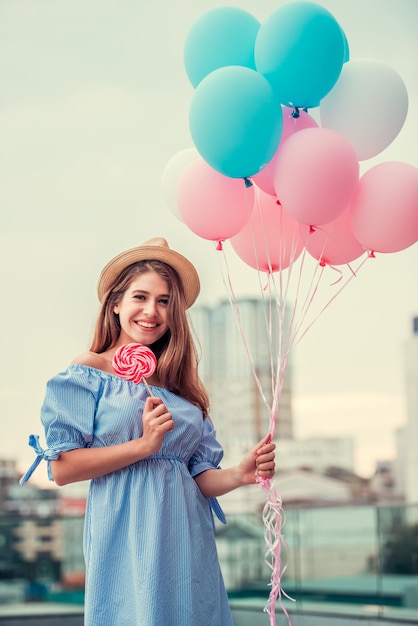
left=188, top=417, right=224, bottom=477
left=20, top=366, right=101, bottom=485
left=188, top=418, right=227, bottom=524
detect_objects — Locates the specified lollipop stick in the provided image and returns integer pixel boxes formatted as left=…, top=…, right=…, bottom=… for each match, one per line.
left=142, top=377, right=153, bottom=396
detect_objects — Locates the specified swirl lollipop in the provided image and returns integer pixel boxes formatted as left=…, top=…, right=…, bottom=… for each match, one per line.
left=112, top=343, right=157, bottom=394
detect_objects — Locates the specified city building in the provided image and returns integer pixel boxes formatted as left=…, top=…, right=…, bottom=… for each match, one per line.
left=13, top=517, right=62, bottom=583
left=190, top=298, right=293, bottom=442
left=0, top=458, right=84, bottom=592
left=275, top=436, right=355, bottom=474
left=190, top=298, right=366, bottom=512
left=190, top=298, right=294, bottom=513
left=402, top=316, right=418, bottom=504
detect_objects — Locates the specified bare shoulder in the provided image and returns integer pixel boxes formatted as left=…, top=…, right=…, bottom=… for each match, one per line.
left=71, top=351, right=110, bottom=371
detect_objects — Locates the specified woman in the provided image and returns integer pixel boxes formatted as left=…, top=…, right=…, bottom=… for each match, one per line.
left=20, top=237, right=276, bottom=626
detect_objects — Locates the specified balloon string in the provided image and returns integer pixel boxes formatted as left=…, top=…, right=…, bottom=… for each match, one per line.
left=278, top=224, right=370, bottom=354
left=245, top=193, right=304, bottom=400
left=218, top=249, right=272, bottom=412
left=214, top=234, right=372, bottom=626
left=257, top=253, right=370, bottom=624
left=257, top=474, right=294, bottom=626
left=324, top=263, right=344, bottom=285
left=218, top=249, right=294, bottom=625
left=290, top=252, right=370, bottom=349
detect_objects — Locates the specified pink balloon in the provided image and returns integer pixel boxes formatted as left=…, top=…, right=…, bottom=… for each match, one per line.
left=252, top=106, right=318, bottom=196
left=349, top=161, right=418, bottom=253
left=273, top=127, right=359, bottom=225
left=230, top=189, right=304, bottom=271
left=177, top=158, right=254, bottom=241
left=300, top=208, right=366, bottom=265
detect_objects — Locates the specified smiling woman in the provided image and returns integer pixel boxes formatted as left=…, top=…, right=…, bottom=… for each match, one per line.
left=19, top=237, right=276, bottom=626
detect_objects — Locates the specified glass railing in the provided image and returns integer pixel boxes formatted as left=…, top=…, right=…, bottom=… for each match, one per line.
left=1, top=503, right=418, bottom=620
left=219, top=503, right=418, bottom=620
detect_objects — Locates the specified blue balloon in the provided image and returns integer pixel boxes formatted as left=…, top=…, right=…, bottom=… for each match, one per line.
left=184, top=7, right=260, bottom=88
left=340, top=25, right=350, bottom=63
left=189, top=66, right=283, bottom=179
left=255, top=1, right=345, bottom=108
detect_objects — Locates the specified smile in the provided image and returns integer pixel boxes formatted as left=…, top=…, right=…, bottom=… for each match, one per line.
left=137, top=321, right=158, bottom=329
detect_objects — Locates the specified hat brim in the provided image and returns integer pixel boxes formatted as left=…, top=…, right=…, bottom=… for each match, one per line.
left=97, top=244, right=200, bottom=308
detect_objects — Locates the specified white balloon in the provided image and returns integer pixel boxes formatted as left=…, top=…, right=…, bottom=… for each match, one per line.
left=320, top=58, right=408, bottom=160
left=161, top=148, right=199, bottom=220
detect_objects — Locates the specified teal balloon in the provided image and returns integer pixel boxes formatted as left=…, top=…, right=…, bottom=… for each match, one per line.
left=189, top=66, right=283, bottom=179
left=340, top=25, right=350, bottom=63
left=255, top=1, right=345, bottom=108
left=184, top=7, right=260, bottom=88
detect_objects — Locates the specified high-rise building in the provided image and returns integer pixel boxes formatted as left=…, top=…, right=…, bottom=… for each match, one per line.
left=402, top=316, right=418, bottom=503
left=190, top=298, right=293, bottom=513
left=190, top=297, right=370, bottom=512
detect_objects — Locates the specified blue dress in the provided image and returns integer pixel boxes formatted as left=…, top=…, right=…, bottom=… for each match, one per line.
left=21, top=365, right=234, bottom=626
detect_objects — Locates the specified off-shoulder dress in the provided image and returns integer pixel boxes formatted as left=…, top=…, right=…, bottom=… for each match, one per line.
left=21, top=364, right=233, bottom=626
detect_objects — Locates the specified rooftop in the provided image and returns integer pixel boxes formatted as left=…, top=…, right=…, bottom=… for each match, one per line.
left=1, top=599, right=418, bottom=626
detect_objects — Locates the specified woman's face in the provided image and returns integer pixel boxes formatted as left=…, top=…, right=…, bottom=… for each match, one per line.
left=113, top=271, right=170, bottom=347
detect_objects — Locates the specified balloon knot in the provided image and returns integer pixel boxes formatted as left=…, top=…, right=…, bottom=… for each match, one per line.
left=216, top=240, right=224, bottom=251
left=319, top=260, right=326, bottom=267
left=244, top=177, right=253, bottom=188
left=262, top=270, right=272, bottom=291
left=276, top=199, right=281, bottom=206
left=369, top=250, right=376, bottom=258
left=290, top=106, right=300, bottom=119
left=309, top=225, right=316, bottom=234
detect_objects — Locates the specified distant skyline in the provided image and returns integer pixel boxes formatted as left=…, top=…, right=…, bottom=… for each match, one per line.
left=0, top=0, right=417, bottom=483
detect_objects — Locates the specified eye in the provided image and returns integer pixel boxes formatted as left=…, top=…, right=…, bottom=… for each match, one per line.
left=159, top=298, right=169, bottom=306
left=133, top=294, right=146, bottom=301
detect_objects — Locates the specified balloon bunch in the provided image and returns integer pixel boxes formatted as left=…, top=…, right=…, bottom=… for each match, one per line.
left=162, top=3, right=418, bottom=624
left=163, top=1, right=418, bottom=259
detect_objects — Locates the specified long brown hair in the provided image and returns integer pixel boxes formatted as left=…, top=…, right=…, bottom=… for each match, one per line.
left=90, top=260, right=209, bottom=417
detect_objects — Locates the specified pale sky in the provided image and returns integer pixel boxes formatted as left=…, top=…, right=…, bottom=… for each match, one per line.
left=0, top=0, right=417, bottom=482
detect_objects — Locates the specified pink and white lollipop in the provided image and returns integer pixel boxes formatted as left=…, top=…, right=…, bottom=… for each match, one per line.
left=112, top=343, right=157, bottom=393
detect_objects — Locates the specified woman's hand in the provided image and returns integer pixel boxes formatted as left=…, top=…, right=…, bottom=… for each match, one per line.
left=141, top=396, right=174, bottom=456
left=238, top=434, right=276, bottom=485
left=194, top=434, right=276, bottom=499
left=51, top=396, right=174, bottom=486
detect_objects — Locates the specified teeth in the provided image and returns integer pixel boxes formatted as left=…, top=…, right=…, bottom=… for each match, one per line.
left=139, top=322, right=156, bottom=328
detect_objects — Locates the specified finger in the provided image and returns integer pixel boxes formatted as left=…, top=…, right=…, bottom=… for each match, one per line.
left=152, top=403, right=169, bottom=417
left=159, top=417, right=175, bottom=433
left=258, top=448, right=275, bottom=459
left=258, top=469, right=275, bottom=479
left=157, top=413, right=174, bottom=429
left=259, top=433, right=272, bottom=446
left=145, top=396, right=163, bottom=410
left=257, top=450, right=275, bottom=465
left=257, top=463, right=275, bottom=476
left=257, top=456, right=275, bottom=470
left=257, top=442, right=276, bottom=456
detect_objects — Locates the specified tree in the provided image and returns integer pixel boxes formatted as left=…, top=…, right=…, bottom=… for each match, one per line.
left=382, top=522, right=418, bottom=574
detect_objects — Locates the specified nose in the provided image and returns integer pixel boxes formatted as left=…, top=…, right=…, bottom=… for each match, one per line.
left=143, top=299, right=158, bottom=316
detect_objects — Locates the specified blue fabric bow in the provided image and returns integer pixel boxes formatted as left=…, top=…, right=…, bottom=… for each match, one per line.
left=209, top=497, right=227, bottom=524
left=19, top=434, right=60, bottom=485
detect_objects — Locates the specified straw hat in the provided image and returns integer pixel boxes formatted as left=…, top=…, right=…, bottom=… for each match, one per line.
left=97, top=237, right=200, bottom=308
